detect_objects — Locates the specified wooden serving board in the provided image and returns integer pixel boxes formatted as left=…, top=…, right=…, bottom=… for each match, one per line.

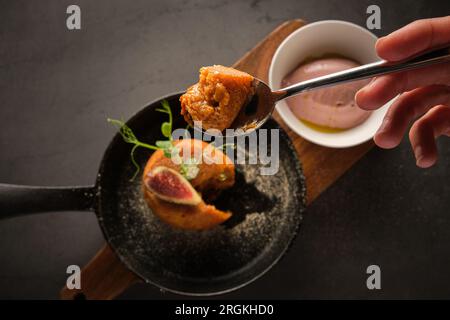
left=60, top=19, right=374, bottom=300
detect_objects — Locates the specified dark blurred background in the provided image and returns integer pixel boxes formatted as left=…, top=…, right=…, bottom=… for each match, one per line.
left=0, top=0, right=449, bottom=299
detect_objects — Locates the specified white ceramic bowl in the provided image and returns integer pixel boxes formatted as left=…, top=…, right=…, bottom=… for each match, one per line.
left=269, top=20, right=393, bottom=148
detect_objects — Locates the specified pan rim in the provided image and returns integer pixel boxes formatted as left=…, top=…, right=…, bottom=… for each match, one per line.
left=95, top=91, right=306, bottom=296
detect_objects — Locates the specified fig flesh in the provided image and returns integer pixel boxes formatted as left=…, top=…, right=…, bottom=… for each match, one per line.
left=144, top=166, right=201, bottom=206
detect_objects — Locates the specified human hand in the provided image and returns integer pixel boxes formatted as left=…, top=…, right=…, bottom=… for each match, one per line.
left=356, top=16, right=450, bottom=168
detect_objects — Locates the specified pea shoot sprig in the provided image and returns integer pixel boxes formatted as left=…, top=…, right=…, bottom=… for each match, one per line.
left=107, top=100, right=178, bottom=181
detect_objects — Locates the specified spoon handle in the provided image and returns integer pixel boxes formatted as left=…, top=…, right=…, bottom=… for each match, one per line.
left=278, top=46, right=450, bottom=99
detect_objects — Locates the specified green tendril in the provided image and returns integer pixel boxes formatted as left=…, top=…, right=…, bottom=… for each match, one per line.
left=156, top=100, right=173, bottom=141
left=130, top=144, right=140, bottom=181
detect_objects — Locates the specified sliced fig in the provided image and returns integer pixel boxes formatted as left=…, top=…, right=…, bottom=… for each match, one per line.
left=144, top=166, right=201, bottom=206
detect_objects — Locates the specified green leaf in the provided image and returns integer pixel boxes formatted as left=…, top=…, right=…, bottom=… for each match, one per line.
left=161, top=122, right=171, bottom=138
left=163, top=148, right=172, bottom=158
left=179, top=157, right=200, bottom=180
left=107, top=118, right=137, bottom=144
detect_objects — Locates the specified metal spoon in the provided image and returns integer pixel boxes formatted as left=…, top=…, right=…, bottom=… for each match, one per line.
left=226, top=46, right=450, bottom=136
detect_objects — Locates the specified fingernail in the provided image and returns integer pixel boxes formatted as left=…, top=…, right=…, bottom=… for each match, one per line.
left=376, top=117, right=390, bottom=135
left=367, top=77, right=377, bottom=88
left=357, top=78, right=376, bottom=97
left=414, top=146, right=424, bottom=166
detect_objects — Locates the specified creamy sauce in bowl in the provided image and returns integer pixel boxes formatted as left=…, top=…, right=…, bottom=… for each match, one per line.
left=282, top=55, right=372, bottom=130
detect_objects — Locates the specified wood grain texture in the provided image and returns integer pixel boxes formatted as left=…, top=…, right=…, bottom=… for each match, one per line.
left=60, top=244, right=139, bottom=300
left=60, top=19, right=374, bottom=299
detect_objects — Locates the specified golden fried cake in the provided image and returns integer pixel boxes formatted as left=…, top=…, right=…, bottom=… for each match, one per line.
left=142, top=139, right=235, bottom=230
left=180, top=65, right=255, bottom=131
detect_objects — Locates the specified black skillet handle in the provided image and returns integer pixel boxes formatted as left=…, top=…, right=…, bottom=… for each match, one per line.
left=0, top=184, right=96, bottom=219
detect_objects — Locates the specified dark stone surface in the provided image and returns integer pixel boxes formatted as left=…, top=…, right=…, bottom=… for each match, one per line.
left=0, top=0, right=449, bottom=299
